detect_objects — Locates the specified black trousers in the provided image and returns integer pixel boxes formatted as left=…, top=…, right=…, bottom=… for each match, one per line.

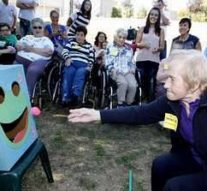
left=136, top=61, right=159, bottom=102
left=151, top=152, right=206, bottom=191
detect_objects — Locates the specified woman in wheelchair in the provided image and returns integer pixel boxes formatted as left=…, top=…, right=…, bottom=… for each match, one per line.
left=105, top=28, right=137, bottom=107
left=61, top=26, right=95, bottom=107
left=15, top=18, right=54, bottom=98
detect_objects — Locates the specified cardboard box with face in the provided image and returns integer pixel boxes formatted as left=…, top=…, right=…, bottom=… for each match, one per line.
left=0, top=65, right=38, bottom=171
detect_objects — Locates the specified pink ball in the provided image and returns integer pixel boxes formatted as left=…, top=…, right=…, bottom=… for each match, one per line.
left=31, top=107, right=41, bottom=116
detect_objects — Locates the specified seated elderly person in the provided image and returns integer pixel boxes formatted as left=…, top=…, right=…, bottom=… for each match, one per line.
left=15, top=18, right=54, bottom=98
left=0, top=23, right=17, bottom=64
left=105, top=28, right=137, bottom=107
left=44, top=10, right=68, bottom=55
left=61, top=26, right=94, bottom=107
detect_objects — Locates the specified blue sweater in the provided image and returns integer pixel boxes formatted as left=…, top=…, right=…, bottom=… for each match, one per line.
left=100, top=95, right=207, bottom=168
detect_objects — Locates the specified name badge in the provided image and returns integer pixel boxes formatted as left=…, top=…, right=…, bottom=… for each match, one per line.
left=73, top=45, right=81, bottom=49
left=163, top=113, right=178, bottom=131
left=110, top=48, right=118, bottom=56
left=163, top=63, right=169, bottom=70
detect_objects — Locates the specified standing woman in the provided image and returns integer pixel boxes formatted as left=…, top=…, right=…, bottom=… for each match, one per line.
left=44, top=10, right=68, bottom=55
left=135, top=7, right=164, bottom=102
left=66, top=0, right=92, bottom=39
left=44, top=10, right=68, bottom=45
left=93, top=31, right=107, bottom=67
left=154, top=0, right=170, bottom=60
left=91, top=32, right=108, bottom=106
left=171, top=18, right=201, bottom=51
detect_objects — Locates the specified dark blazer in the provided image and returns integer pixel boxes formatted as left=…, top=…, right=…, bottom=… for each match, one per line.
left=100, top=95, right=207, bottom=166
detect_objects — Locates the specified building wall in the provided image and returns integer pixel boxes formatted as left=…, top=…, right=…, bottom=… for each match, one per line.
left=9, top=0, right=70, bottom=19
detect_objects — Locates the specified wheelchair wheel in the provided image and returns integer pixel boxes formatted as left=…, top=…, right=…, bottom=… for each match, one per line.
left=31, top=79, right=42, bottom=108
left=82, top=78, right=95, bottom=108
left=47, top=64, right=61, bottom=103
left=148, top=77, right=155, bottom=102
left=98, top=70, right=106, bottom=108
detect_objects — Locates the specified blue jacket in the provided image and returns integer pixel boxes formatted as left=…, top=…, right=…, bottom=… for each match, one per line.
left=100, top=95, right=207, bottom=166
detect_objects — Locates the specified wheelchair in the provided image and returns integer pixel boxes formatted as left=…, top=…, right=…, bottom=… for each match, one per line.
left=31, top=54, right=64, bottom=108
left=47, top=55, right=64, bottom=104
left=30, top=59, right=54, bottom=108
left=82, top=65, right=142, bottom=109
left=82, top=64, right=107, bottom=109
left=47, top=57, right=93, bottom=107
left=103, top=69, right=142, bottom=109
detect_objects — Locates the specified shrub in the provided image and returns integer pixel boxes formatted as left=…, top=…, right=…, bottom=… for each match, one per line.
left=111, top=7, right=122, bottom=18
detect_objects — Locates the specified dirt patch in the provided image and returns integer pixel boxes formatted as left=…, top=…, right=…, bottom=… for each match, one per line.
left=22, top=103, right=170, bottom=191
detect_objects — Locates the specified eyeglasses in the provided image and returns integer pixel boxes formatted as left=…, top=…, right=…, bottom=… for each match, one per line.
left=51, top=16, right=59, bottom=19
left=150, top=13, right=159, bottom=17
left=33, top=26, right=43, bottom=30
left=0, top=29, right=10, bottom=32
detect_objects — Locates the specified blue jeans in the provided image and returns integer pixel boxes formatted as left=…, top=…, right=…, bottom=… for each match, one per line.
left=151, top=152, right=205, bottom=191
left=61, top=60, right=88, bottom=102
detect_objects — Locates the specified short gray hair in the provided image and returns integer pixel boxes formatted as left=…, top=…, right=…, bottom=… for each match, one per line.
left=165, top=49, right=207, bottom=92
left=31, top=18, right=44, bottom=28
left=114, top=28, right=128, bottom=38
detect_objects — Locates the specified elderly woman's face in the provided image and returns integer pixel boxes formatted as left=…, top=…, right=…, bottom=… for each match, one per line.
left=32, top=22, right=44, bottom=37
left=115, top=33, right=126, bottom=47
left=164, top=64, right=190, bottom=101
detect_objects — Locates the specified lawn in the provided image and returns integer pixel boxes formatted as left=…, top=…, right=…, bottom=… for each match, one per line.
left=22, top=103, right=170, bottom=191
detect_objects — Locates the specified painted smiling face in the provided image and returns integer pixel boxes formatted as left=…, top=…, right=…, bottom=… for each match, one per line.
left=0, top=65, right=38, bottom=171
left=0, top=81, right=29, bottom=143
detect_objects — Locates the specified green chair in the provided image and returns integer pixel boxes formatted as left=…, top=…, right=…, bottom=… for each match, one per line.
left=0, top=139, right=54, bottom=191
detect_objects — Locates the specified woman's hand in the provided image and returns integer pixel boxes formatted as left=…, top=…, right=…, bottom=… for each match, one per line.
left=16, top=43, right=24, bottom=51
left=152, top=47, right=160, bottom=54
left=68, top=108, right=101, bottom=123
left=7, top=46, right=16, bottom=53
left=23, top=45, right=33, bottom=52
left=65, top=58, right=72, bottom=66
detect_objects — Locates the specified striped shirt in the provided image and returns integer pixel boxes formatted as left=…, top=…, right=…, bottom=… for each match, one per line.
left=68, top=11, right=90, bottom=39
left=62, top=39, right=95, bottom=68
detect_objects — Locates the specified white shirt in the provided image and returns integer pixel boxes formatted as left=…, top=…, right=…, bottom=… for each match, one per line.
left=0, top=2, right=17, bottom=27
left=17, top=35, right=54, bottom=61
left=17, top=0, right=39, bottom=21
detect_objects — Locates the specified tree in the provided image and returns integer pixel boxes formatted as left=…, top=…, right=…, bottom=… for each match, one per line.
left=137, top=7, right=147, bottom=18
left=188, top=0, right=203, bottom=12
left=111, top=7, right=122, bottom=18
left=181, top=0, right=207, bottom=22
left=122, top=3, right=133, bottom=18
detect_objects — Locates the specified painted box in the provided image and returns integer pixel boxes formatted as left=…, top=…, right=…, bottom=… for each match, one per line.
left=0, top=65, right=38, bottom=171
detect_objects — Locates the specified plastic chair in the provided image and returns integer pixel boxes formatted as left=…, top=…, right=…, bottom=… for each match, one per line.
left=0, top=139, right=54, bottom=191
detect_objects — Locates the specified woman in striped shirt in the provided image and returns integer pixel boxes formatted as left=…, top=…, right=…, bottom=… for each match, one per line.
left=66, top=0, right=92, bottom=39
left=61, top=26, right=94, bottom=107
